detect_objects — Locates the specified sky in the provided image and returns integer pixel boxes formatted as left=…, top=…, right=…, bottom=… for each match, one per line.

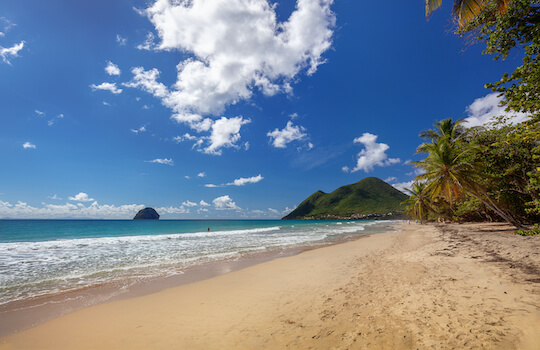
left=0, top=0, right=528, bottom=219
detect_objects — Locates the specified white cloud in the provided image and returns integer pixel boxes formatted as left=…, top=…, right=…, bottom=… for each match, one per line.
left=68, top=192, right=95, bottom=202
left=205, top=174, right=263, bottom=188
left=124, top=0, right=335, bottom=155
left=0, top=41, right=24, bottom=64
left=22, top=142, right=36, bottom=149
left=197, top=172, right=206, bottom=177
left=384, top=176, right=397, bottom=183
left=0, top=200, right=146, bottom=219
left=48, top=194, right=62, bottom=200
left=344, top=133, right=400, bottom=173
left=199, top=200, right=210, bottom=207
left=46, top=114, right=64, bottom=127
left=141, top=0, right=334, bottom=114
left=267, top=121, right=307, bottom=148
left=105, top=61, right=121, bottom=76
left=131, top=126, right=147, bottom=134
left=35, top=110, right=44, bottom=116
left=390, top=181, right=414, bottom=194
left=213, top=195, right=241, bottom=210
left=145, top=158, right=174, bottom=165
left=156, top=205, right=190, bottom=214
left=182, top=200, right=198, bottom=207
left=90, top=82, right=123, bottom=94
left=185, top=175, right=190, bottom=179
left=116, top=34, right=127, bottom=46
left=203, top=117, right=251, bottom=155
left=464, top=93, right=530, bottom=127
left=137, top=32, right=157, bottom=51
left=124, top=67, right=168, bottom=98
left=268, top=208, right=280, bottom=215
left=227, top=174, right=263, bottom=186
left=174, top=133, right=198, bottom=142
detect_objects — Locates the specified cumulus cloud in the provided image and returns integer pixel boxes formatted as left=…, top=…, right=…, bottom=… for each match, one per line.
left=204, top=116, right=251, bottom=155
left=156, top=205, right=190, bottom=214
left=227, top=174, right=263, bottom=186
left=267, top=121, right=307, bottom=148
left=105, top=61, right=121, bottom=76
left=213, top=195, right=241, bottom=210
left=145, top=158, right=174, bottom=165
left=48, top=194, right=62, bottom=200
left=125, top=0, right=335, bottom=155
left=344, top=133, right=400, bottom=173
left=464, top=93, right=530, bottom=127
left=182, top=200, right=198, bottom=207
left=0, top=200, right=145, bottom=219
left=22, top=142, right=36, bottom=149
left=68, top=192, right=95, bottom=202
left=1, top=41, right=24, bottom=64
left=199, top=200, right=210, bottom=207
left=384, top=176, right=397, bottom=183
left=90, top=82, right=123, bottom=94
left=0, top=197, right=193, bottom=219
left=35, top=110, right=44, bottom=116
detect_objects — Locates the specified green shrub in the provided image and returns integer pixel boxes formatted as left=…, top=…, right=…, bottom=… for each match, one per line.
left=515, top=224, right=540, bottom=236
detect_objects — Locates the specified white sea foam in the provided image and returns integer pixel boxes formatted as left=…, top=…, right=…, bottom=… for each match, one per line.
left=0, top=220, right=391, bottom=306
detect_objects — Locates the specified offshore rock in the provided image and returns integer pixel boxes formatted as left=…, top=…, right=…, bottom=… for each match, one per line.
left=133, top=207, right=160, bottom=220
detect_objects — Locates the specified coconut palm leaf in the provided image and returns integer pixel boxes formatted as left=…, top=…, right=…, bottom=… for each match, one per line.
left=425, top=0, right=510, bottom=27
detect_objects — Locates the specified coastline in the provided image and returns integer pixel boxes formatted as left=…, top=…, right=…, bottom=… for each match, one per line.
left=0, top=221, right=390, bottom=338
left=1, top=222, right=539, bottom=349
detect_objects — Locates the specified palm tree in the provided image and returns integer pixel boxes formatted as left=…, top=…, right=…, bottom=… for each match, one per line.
left=425, top=0, right=510, bottom=27
left=402, top=182, right=431, bottom=223
left=419, top=118, right=466, bottom=144
left=413, top=133, right=526, bottom=229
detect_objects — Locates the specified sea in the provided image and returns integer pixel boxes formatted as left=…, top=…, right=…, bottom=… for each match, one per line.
left=0, top=219, right=398, bottom=310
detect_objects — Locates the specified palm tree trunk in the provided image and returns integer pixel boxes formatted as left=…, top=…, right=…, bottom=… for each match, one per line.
left=467, top=190, right=527, bottom=230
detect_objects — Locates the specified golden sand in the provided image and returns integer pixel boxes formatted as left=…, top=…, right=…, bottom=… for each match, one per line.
left=1, top=223, right=539, bottom=349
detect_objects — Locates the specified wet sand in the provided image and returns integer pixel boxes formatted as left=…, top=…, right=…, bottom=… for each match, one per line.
left=1, top=223, right=539, bottom=349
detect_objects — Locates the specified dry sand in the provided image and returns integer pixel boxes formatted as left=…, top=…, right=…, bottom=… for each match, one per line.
left=1, top=222, right=539, bottom=349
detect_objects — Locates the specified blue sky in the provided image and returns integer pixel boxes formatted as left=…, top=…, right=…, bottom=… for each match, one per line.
left=0, top=0, right=525, bottom=219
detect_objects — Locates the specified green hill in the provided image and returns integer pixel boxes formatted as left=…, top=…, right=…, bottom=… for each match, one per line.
left=282, top=177, right=408, bottom=220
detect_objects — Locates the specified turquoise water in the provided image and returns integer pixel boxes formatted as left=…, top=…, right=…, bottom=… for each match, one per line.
left=0, top=219, right=398, bottom=306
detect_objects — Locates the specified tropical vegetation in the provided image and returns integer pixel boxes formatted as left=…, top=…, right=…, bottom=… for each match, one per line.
left=404, top=117, right=539, bottom=231
left=407, top=0, right=539, bottom=233
left=283, top=177, right=408, bottom=220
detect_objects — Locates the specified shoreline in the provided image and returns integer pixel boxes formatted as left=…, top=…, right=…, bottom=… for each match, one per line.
left=1, top=222, right=539, bottom=349
left=0, top=223, right=389, bottom=338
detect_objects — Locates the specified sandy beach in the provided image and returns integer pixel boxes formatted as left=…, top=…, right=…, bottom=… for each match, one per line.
left=1, top=222, right=539, bottom=349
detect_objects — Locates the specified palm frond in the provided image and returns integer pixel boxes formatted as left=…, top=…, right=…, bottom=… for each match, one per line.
left=426, top=0, right=443, bottom=17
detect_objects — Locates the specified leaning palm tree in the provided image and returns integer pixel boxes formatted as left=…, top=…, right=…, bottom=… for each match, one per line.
left=425, top=0, right=510, bottom=27
left=413, top=136, right=526, bottom=229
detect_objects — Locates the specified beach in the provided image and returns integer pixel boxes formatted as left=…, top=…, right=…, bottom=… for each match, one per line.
left=1, top=222, right=539, bottom=349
